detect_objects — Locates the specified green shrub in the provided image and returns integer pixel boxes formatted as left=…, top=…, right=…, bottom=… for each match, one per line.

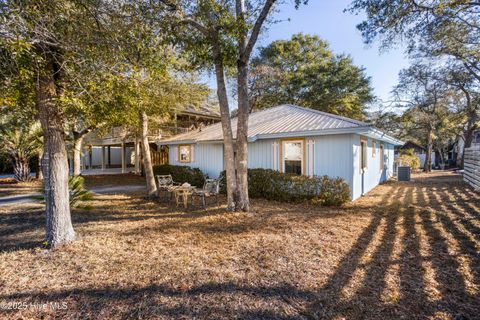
left=396, top=148, right=421, bottom=170
left=38, top=175, right=93, bottom=207
left=153, top=164, right=206, bottom=187
left=219, top=168, right=350, bottom=206
left=69, top=176, right=93, bottom=207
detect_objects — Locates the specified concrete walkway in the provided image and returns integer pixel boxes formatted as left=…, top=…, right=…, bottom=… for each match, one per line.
left=0, top=185, right=146, bottom=207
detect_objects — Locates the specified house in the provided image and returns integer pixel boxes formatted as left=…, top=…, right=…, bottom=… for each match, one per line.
left=79, top=103, right=221, bottom=173
left=395, top=140, right=435, bottom=168
left=160, top=104, right=402, bottom=200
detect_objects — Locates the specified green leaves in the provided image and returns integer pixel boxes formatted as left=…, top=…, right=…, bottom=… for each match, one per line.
left=250, top=33, right=374, bottom=119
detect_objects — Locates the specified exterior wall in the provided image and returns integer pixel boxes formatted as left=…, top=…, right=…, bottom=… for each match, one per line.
left=352, top=135, right=394, bottom=200
left=166, top=133, right=396, bottom=201
left=169, top=143, right=224, bottom=179
left=312, top=134, right=354, bottom=191
left=83, top=146, right=134, bottom=168
left=248, top=139, right=276, bottom=170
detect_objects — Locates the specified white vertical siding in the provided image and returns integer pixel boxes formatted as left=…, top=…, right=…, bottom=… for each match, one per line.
left=313, top=134, right=354, bottom=192
left=352, top=135, right=394, bottom=200
left=248, top=140, right=275, bottom=170
left=169, top=143, right=224, bottom=178
left=165, top=133, right=396, bottom=200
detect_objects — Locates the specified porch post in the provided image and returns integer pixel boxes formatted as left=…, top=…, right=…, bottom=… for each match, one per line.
left=135, top=136, right=141, bottom=174
left=107, top=146, right=111, bottom=168
left=101, top=146, right=106, bottom=170
left=121, top=142, right=126, bottom=173
left=88, top=146, right=93, bottom=170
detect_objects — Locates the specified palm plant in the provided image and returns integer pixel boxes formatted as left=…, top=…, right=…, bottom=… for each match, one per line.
left=68, top=176, right=93, bottom=207
left=0, top=122, right=42, bottom=182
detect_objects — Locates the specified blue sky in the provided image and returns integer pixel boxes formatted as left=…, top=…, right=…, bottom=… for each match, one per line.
left=204, top=0, right=411, bottom=111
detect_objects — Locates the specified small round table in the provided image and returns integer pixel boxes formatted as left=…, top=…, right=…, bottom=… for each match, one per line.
left=172, top=186, right=196, bottom=209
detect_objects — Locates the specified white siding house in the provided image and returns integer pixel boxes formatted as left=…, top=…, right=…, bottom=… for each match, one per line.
left=160, top=105, right=401, bottom=200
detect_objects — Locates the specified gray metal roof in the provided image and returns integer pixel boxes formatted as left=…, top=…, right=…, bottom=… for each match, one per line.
left=161, top=104, right=401, bottom=145
left=180, top=103, right=220, bottom=119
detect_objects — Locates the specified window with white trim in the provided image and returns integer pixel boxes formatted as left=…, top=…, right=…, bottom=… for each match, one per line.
left=380, top=143, right=385, bottom=170
left=360, top=138, right=368, bottom=172
left=178, top=145, right=191, bottom=163
left=282, top=140, right=303, bottom=175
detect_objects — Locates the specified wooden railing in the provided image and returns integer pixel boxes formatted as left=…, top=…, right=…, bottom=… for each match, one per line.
left=464, top=145, right=480, bottom=191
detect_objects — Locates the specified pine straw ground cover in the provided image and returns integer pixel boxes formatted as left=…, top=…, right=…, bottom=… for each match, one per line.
left=0, top=178, right=41, bottom=198
left=0, top=171, right=479, bottom=319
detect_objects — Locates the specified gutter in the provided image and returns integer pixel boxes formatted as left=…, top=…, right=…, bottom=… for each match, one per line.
left=159, top=126, right=403, bottom=146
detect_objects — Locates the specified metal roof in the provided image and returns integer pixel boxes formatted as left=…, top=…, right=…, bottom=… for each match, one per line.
left=161, top=104, right=402, bottom=145
left=179, top=103, right=220, bottom=119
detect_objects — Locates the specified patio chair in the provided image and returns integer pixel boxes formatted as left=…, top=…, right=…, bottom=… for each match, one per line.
left=156, top=175, right=179, bottom=202
left=190, top=179, right=220, bottom=209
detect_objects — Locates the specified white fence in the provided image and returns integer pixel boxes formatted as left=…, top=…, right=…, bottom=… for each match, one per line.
left=464, top=145, right=480, bottom=191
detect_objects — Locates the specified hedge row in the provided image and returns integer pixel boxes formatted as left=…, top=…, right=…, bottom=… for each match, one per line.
left=153, top=164, right=206, bottom=187
left=220, top=168, right=350, bottom=206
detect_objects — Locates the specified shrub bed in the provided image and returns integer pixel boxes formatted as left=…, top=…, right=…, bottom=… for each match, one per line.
left=219, top=168, right=350, bottom=206
left=153, top=164, right=206, bottom=187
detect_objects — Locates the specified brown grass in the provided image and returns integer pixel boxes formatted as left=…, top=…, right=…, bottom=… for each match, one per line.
left=0, top=171, right=478, bottom=319
left=0, top=178, right=41, bottom=198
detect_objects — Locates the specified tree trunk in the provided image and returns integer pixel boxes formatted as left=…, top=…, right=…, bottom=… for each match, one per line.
left=212, top=45, right=237, bottom=211
left=73, top=135, right=84, bottom=176
left=37, top=150, right=44, bottom=180
left=12, top=156, right=31, bottom=182
left=424, top=127, right=433, bottom=172
left=140, top=111, right=157, bottom=197
left=236, top=60, right=250, bottom=211
left=36, top=52, right=75, bottom=248
left=235, top=0, right=250, bottom=212
left=135, top=134, right=141, bottom=174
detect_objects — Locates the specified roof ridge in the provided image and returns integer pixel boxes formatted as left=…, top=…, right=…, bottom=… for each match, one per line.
left=283, top=104, right=369, bottom=127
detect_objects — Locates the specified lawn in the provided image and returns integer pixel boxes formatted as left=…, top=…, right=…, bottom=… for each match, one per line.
left=0, top=178, right=40, bottom=198
left=0, top=172, right=479, bottom=319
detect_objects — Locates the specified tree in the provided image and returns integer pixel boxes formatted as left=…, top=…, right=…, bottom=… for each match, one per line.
left=250, top=34, right=374, bottom=119
left=64, top=72, right=126, bottom=176
left=0, top=0, right=123, bottom=247
left=106, top=3, right=208, bottom=197
left=393, top=63, right=461, bottom=172
left=0, top=42, right=41, bottom=181
left=349, top=0, right=480, bottom=159
left=0, top=122, right=42, bottom=181
left=163, top=0, right=306, bottom=211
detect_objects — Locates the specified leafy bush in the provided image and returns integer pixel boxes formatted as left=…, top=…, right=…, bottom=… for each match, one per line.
left=69, top=176, right=93, bottom=207
left=395, top=148, right=421, bottom=170
left=153, top=164, right=206, bottom=187
left=219, top=168, right=350, bottom=206
left=38, top=175, right=93, bottom=207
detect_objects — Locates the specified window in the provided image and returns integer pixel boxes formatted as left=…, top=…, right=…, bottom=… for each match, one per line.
left=360, top=138, right=368, bottom=172
left=178, top=145, right=191, bottom=163
left=372, top=140, right=376, bottom=157
left=380, top=143, right=385, bottom=170
left=282, top=140, right=304, bottom=175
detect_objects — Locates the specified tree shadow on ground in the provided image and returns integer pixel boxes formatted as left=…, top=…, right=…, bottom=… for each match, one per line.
left=0, top=173, right=479, bottom=319
left=303, top=177, right=480, bottom=319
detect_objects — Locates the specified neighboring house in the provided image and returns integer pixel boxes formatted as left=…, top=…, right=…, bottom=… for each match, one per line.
left=395, top=140, right=436, bottom=168
left=473, top=129, right=480, bottom=145
left=80, top=103, right=220, bottom=173
left=160, top=104, right=402, bottom=200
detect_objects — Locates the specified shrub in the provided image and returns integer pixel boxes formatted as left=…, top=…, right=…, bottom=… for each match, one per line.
left=219, top=168, right=350, bottom=206
left=153, top=164, right=206, bottom=187
left=38, top=175, right=93, bottom=207
left=69, top=176, right=93, bottom=207
left=396, top=148, right=421, bottom=170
